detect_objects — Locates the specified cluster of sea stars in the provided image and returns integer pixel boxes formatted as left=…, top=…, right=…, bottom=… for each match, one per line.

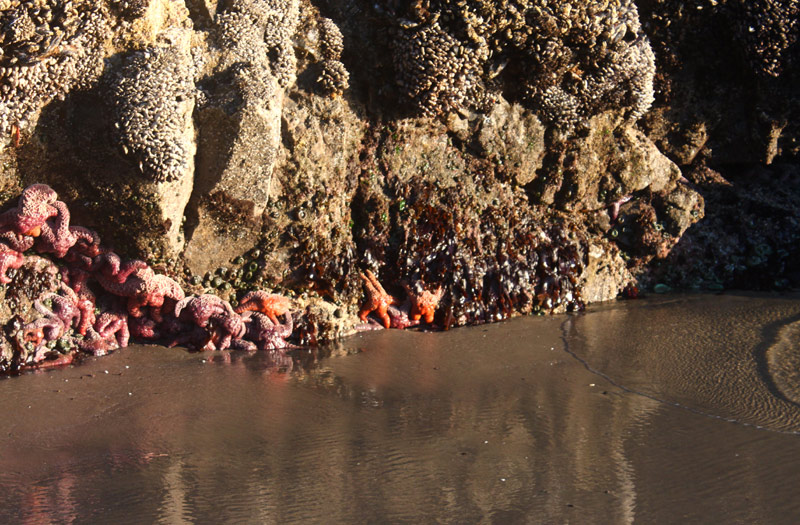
left=358, top=270, right=443, bottom=330
left=0, top=184, right=296, bottom=371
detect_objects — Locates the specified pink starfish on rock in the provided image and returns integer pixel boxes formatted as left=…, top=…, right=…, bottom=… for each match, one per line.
left=242, top=311, right=295, bottom=351
left=94, top=311, right=130, bottom=348
left=97, top=265, right=185, bottom=319
left=59, top=281, right=96, bottom=336
left=175, top=294, right=236, bottom=327
left=0, top=184, right=58, bottom=237
left=0, top=230, right=34, bottom=252
left=77, top=328, right=118, bottom=356
left=93, top=252, right=148, bottom=283
left=36, top=201, right=99, bottom=258
left=129, top=316, right=163, bottom=340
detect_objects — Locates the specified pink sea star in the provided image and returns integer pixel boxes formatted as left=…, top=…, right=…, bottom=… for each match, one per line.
left=129, top=316, right=163, bottom=340
left=167, top=324, right=219, bottom=351
left=97, top=265, right=185, bottom=319
left=206, top=312, right=246, bottom=351
left=77, top=327, right=118, bottom=356
left=175, top=294, right=236, bottom=327
left=242, top=311, right=295, bottom=351
left=36, top=201, right=99, bottom=258
left=0, top=230, right=34, bottom=252
left=0, top=184, right=58, bottom=237
left=58, top=281, right=96, bottom=336
left=93, top=252, right=148, bottom=283
left=94, top=310, right=130, bottom=348
left=174, top=294, right=247, bottom=350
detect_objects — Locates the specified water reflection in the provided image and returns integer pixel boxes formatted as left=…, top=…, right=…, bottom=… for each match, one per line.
left=566, top=293, right=800, bottom=433
left=766, top=319, right=800, bottom=407
left=2, top=295, right=800, bottom=522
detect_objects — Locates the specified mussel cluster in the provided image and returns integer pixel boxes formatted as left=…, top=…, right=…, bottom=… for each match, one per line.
left=316, top=17, right=349, bottom=97
left=384, top=0, right=655, bottom=127
left=355, top=175, right=586, bottom=328
left=106, top=39, right=196, bottom=183
left=0, top=0, right=107, bottom=139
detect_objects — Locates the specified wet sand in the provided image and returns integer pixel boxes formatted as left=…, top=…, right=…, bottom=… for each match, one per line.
left=1, top=293, right=800, bottom=523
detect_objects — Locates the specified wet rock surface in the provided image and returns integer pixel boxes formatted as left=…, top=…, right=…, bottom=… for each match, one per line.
left=0, top=0, right=798, bottom=349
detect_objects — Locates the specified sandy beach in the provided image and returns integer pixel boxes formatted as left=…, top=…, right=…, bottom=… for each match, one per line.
left=1, top=293, right=799, bottom=523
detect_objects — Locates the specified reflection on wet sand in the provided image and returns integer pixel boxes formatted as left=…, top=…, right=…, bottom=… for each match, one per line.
left=1, top=294, right=800, bottom=523
left=767, top=319, right=800, bottom=407
left=566, top=293, right=800, bottom=433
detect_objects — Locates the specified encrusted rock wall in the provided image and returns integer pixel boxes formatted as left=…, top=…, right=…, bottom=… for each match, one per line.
left=1, top=0, right=798, bottom=343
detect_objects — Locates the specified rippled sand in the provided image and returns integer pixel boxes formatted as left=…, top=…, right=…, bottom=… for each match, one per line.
left=1, top=293, right=799, bottom=523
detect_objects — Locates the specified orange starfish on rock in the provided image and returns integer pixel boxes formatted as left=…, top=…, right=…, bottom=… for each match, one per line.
left=359, top=270, right=397, bottom=329
left=404, top=281, right=444, bottom=324
left=234, top=290, right=293, bottom=324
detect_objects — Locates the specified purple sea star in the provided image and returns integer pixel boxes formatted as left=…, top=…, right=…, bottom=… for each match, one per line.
left=34, top=288, right=81, bottom=334
left=0, top=184, right=58, bottom=236
left=242, top=311, right=295, bottom=351
left=36, top=201, right=99, bottom=258
left=175, top=294, right=235, bottom=327
left=97, top=266, right=185, bottom=319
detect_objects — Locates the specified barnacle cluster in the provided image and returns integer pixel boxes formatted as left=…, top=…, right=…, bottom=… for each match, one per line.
left=215, top=0, right=300, bottom=89
left=731, top=0, right=799, bottom=78
left=319, top=17, right=344, bottom=60
left=109, top=0, right=149, bottom=20
left=0, top=0, right=108, bottom=140
left=388, top=0, right=655, bottom=126
left=317, top=59, right=349, bottom=97
left=106, top=39, right=195, bottom=183
left=316, top=17, right=349, bottom=97
left=393, top=21, right=486, bottom=117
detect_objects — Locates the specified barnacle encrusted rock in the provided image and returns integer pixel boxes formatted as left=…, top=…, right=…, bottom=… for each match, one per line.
left=110, top=0, right=150, bottom=20
left=732, top=0, right=799, bottom=78
left=319, top=17, right=344, bottom=61
left=215, top=0, right=300, bottom=88
left=393, top=21, right=486, bottom=117
left=317, top=59, right=349, bottom=97
left=107, top=34, right=196, bottom=183
left=184, top=0, right=300, bottom=273
left=315, top=17, right=348, bottom=96
left=104, top=27, right=197, bottom=257
left=0, top=1, right=109, bottom=147
left=389, top=0, right=656, bottom=127
left=641, top=0, right=799, bottom=165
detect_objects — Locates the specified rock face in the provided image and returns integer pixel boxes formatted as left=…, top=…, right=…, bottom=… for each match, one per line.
left=1, top=0, right=798, bottom=342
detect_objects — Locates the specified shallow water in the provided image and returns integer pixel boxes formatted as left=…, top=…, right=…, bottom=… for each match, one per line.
left=1, top=293, right=800, bottom=523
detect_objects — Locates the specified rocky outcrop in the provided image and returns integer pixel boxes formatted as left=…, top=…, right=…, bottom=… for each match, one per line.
left=0, top=0, right=797, bottom=347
